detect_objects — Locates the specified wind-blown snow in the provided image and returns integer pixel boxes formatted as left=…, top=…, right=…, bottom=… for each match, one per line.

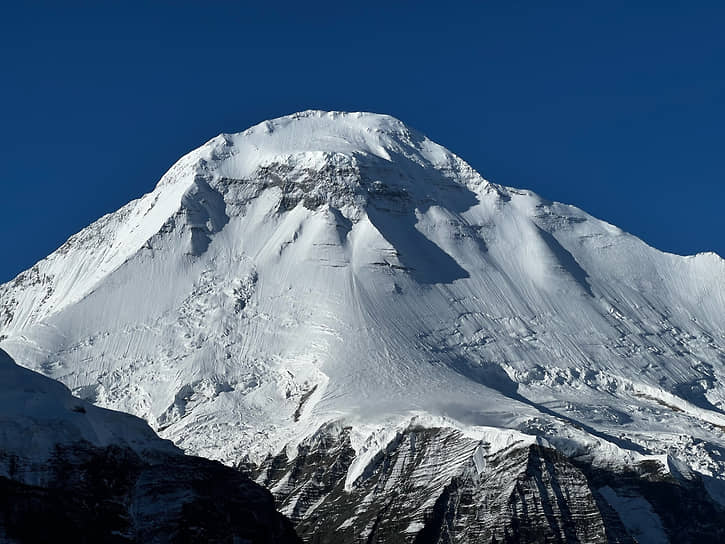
left=1, top=110, right=725, bottom=503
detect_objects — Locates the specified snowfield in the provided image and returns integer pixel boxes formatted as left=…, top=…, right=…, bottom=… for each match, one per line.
left=2, top=110, right=724, bottom=511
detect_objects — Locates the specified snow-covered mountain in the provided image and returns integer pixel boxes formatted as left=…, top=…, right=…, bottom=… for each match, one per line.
left=0, top=348, right=299, bottom=543
left=2, top=110, right=724, bottom=541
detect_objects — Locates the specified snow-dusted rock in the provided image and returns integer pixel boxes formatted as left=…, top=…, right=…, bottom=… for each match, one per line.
left=0, top=349, right=299, bottom=543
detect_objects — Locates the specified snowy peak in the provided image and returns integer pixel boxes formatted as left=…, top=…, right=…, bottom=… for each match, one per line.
left=189, top=110, right=493, bottom=219
left=0, top=111, right=494, bottom=334
left=217, top=110, right=454, bottom=170
left=1, top=111, right=725, bottom=493
left=3, top=110, right=725, bottom=543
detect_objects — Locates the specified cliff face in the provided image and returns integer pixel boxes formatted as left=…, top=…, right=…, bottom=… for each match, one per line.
left=249, top=425, right=724, bottom=543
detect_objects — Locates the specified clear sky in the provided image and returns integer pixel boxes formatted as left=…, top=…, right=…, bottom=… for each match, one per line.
left=1, top=2, right=723, bottom=282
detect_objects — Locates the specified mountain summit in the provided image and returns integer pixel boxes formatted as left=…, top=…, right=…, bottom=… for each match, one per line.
left=2, top=111, right=725, bottom=541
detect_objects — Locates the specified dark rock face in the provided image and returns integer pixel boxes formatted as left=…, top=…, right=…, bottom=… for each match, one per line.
left=581, top=461, right=725, bottom=544
left=0, top=442, right=300, bottom=544
left=247, top=425, right=725, bottom=543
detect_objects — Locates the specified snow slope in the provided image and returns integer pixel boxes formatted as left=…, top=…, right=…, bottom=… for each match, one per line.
left=1, top=110, right=724, bottom=506
left=0, top=347, right=301, bottom=543
left=0, top=347, right=177, bottom=484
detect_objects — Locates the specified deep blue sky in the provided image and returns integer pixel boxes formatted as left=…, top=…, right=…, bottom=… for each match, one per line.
left=2, top=2, right=723, bottom=282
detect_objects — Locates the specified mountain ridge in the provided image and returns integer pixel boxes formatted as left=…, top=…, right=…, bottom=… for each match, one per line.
left=0, top=348, right=301, bottom=543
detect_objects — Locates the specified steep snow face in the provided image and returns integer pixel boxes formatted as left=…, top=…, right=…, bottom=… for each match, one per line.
left=1, top=111, right=725, bottom=497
